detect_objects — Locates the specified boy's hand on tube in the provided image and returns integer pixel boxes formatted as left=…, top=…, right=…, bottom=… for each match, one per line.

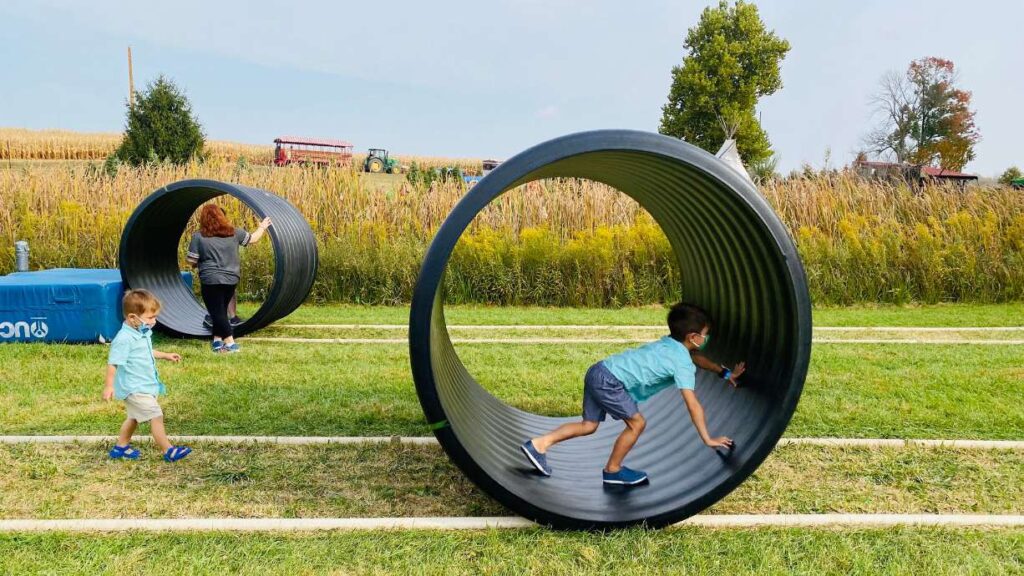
left=705, top=436, right=734, bottom=449
left=728, top=362, right=746, bottom=388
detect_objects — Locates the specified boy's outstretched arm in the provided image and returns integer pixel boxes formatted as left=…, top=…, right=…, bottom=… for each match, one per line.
left=103, top=365, right=116, bottom=401
left=681, top=389, right=734, bottom=449
left=690, top=353, right=718, bottom=373
left=690, top=353, right=746, bottom=388
left=153, top=350, right=182, bottom=362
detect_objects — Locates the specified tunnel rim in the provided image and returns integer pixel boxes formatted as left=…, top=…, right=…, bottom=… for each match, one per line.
left=119, top=178, right=317, bottom=339
left=409, top=130, right=812, bottom=529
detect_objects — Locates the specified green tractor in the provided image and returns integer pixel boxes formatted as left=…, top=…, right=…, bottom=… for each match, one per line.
left=364, top=148, right=401, bottom=174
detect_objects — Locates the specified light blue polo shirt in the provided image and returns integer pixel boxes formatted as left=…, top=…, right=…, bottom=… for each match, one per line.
left=107, top=322, right=166, bottom=400
left=602, top=335, right=696, bottom=402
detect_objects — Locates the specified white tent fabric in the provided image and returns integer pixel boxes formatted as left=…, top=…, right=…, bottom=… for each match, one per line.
left=715, top=139, right=755, bottom=185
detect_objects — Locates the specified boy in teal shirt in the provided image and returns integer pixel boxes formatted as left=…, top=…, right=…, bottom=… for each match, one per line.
left=103, top=289, right=192, bottom=462
left=522, top=303, right=744, bottom=485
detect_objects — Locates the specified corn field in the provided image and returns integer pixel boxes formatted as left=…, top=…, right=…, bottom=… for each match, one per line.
left=0, top=128, right=273, bottom=163
left=2, top=156, right=1023, bottom=306
left=0, top=128, right=484, bottom=173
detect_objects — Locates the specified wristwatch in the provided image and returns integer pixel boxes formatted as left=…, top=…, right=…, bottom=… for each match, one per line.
left=718, top=365, right=732, bottom=381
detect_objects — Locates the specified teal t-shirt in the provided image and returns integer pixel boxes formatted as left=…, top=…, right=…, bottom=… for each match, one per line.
left=602, top=335, right=696, bottom=402
left=107, top=322, right=166, bottom=400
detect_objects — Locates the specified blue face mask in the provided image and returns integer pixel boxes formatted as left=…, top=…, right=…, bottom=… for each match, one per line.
left=131, top=316, right=153, bottom=335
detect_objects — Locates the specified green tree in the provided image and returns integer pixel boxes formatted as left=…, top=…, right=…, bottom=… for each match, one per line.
left=864, top=57, right=979, bottom=171
left=747, top=153, right=779, bottom=183
left=998, top=166, right=1022, bottom=186
left=117, top=75, right=205, bottom=165
left=659, top=1, right=790, bottom=165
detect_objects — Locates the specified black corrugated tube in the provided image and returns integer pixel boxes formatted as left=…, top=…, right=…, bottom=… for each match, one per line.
left=119, top=179, right=317, bottom=338
left=410, top=130, right=812, bottom=529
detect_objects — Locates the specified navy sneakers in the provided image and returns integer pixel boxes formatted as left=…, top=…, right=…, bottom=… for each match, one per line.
left=520, top=440, right=552, bottom=476
left=602, top=466, right=648, bottom=486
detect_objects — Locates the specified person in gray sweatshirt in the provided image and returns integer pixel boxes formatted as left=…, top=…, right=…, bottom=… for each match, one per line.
left=186, top=204, right=271, bottom=353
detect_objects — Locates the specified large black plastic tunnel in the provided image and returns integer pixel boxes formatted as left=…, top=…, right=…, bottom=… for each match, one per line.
left=119, top=179, right=318, bottom=338
left=409, top=130, right=812, bottom=529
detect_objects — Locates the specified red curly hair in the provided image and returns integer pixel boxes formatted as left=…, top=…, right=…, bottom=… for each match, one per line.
left=199, top=204, right=235, bottom=238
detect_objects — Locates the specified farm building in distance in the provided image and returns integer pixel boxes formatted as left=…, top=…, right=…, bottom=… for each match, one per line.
left=854, top=160, right=978, bottom=187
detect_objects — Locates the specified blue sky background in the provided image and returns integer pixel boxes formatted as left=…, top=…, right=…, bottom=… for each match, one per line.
left=1, top=0, right=1021, bottom=176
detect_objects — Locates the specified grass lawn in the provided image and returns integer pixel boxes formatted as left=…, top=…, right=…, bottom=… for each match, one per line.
left=1, top=528, right=1021, bottom=575
left=0, top=332, right=1021, bottom=438
left=269, top=302, right=1024, bottom=327
left=0, top=443, right=1020, bottom=519
left=254, top=324, right=1024, bottom=342
left=0, top=303, right=1021, bottom=573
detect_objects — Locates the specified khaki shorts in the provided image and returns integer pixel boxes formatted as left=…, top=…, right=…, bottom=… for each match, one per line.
left=124, top=393, right=163, bottom=423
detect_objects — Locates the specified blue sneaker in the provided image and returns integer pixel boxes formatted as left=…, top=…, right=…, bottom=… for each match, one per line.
left=212, top=340, right=226, bottom=353
left=225, top=342, right=240, bottom=353
left=520, top=440, right=552, bottom=476
left=602, top=466, right=648, bottom=486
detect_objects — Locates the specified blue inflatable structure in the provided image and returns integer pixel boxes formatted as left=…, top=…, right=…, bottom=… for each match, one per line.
left=0, top=268, right=191, bottom=344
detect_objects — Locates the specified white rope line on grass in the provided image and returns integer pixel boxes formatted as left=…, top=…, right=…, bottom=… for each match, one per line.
left=281, top=324, right=666, bottom=330
left=247, top=337, right=648, bottom=344
left=279, top=323, right=1024, bottom=332
left=0, top=435, right=437, bottom=445
left=816, top=326, right=1024, bottom=332
left=2, top=436, right=1021, bottom=449
left=246, top=336, right=1024, bottom=345
left=684, top=514, right=1024, bottom=528
left=0, top=517, right=534, bottom=532
left=778, top=438, right=1024, bottom=449
left=1, top=514, right=1022, bottom=532
left=814, top=338, right=1024, bottom=345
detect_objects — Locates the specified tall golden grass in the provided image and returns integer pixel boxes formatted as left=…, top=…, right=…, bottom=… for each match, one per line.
left=762, top=177, right=1024, bottom=303
left=1, top=157, right=1022, bottom=305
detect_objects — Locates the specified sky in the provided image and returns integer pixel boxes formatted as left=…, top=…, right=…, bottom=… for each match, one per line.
left=1, top=0, right=1021, bottom=176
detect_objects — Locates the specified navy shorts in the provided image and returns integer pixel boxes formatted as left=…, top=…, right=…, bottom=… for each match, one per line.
left=582, top=361, right=639, bottom=422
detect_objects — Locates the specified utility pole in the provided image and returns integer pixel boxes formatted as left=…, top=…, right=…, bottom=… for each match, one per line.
left=127, top=46, right=135, bottom=109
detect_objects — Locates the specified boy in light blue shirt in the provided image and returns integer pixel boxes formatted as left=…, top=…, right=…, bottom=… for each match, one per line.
left=522, top=303, right=744, bottom=485
left=102, top=289, right=192, bottom=462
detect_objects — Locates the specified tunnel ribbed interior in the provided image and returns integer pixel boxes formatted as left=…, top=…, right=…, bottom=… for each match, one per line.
left=119, top=179, right=318, bottom=338
left=409, top=131, right=811, bottom=529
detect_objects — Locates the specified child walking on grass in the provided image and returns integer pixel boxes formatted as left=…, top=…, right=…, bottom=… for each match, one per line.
left=103, top=289, right=192, bottom=462
left=522, top=302, right=744, bottom=486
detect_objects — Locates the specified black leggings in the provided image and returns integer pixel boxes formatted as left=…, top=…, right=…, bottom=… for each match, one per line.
left=200, top=283, right=237, bottom=338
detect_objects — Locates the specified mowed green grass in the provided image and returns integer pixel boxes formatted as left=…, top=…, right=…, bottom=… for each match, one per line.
left=0, top=443, right=1021, bottom=519
left=1, top=528, right=1021, bottom=575
left=1, top=304, right=1022, bottom=574
left=1, top=304, right=1022, bottom=438
left=254, top=324, right=1024, bottom=342
left=271, top=302, right=1024, bottom=327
